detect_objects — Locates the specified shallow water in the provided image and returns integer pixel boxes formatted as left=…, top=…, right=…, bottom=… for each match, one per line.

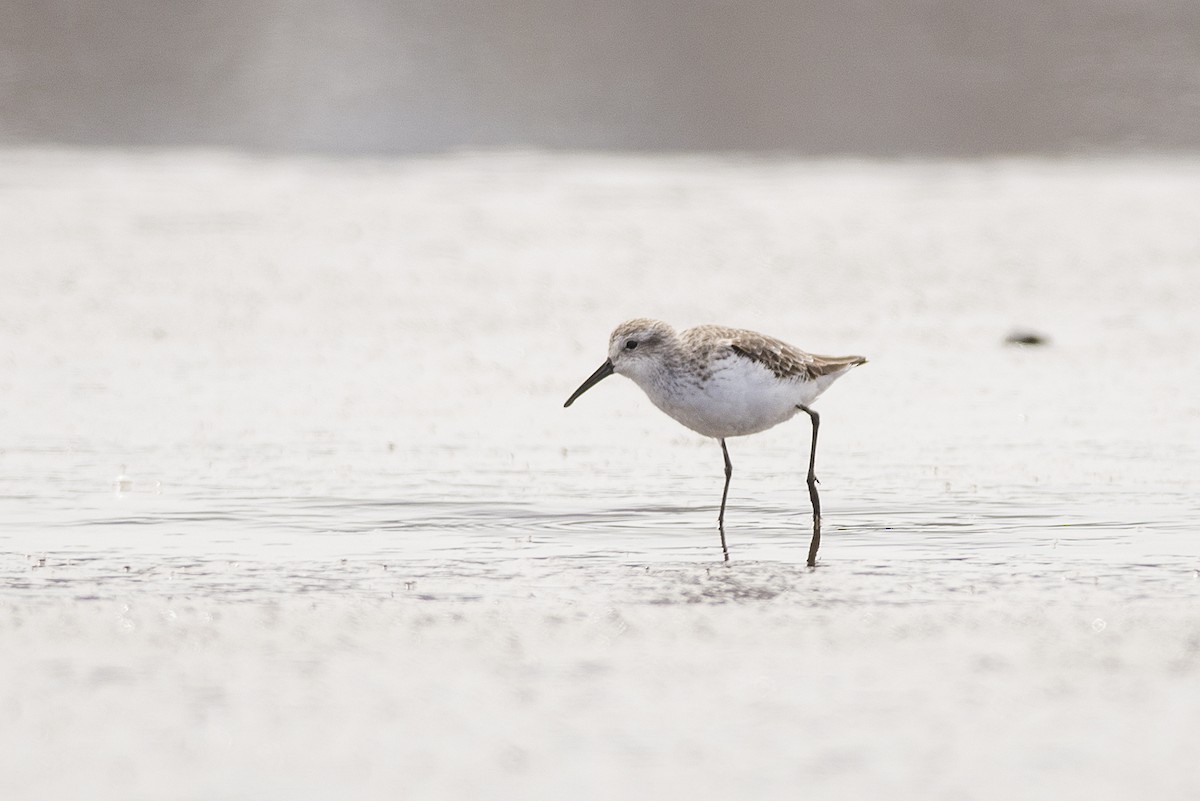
left=2, top=149, right=1199, bottom=800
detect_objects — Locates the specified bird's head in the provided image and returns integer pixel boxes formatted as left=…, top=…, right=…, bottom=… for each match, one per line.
left=564, top=318, right=676, bottom=407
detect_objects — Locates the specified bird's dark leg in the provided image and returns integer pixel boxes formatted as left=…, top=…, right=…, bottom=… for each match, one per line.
left=797, top=404, right=821, bottom=567
left=717, top=438, right=732, bottom=562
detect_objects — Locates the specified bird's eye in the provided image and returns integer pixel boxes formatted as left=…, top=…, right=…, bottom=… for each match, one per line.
left=625, top=340, right=638, bottom=350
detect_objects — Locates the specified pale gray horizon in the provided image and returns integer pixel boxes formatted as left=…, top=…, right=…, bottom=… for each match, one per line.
left=3, top=0, right=1200, bottom=155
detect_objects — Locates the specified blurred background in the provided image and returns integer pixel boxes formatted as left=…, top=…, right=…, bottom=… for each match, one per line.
left=4, top=6, right=1200, bottom=800
left=3, top=0, right=1200, bottom=155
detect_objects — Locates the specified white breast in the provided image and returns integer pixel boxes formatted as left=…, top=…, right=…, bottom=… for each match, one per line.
left=636, top=357, right=820, bottom=439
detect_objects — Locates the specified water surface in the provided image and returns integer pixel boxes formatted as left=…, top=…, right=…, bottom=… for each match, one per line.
left=2, top=150, right=1199, bottom=800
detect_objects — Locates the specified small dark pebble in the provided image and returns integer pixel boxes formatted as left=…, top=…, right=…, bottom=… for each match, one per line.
left=1004, top=330, right=1049, bottom=346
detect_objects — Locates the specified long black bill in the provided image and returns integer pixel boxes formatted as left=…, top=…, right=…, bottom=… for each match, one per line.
left=564, top=359, right=615, bottom=407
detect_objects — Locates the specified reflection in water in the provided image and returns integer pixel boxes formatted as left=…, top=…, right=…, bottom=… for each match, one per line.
left=5, top=483, right=1197, bottom=605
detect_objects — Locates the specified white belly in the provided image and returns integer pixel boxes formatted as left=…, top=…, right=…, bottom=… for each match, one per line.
left=638, top=360, right=820, bottom=439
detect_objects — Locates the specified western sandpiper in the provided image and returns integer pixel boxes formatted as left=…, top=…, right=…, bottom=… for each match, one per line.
left=564, top=318, right=865, bottom=565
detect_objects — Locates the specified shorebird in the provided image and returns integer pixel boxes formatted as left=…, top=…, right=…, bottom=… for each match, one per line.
left=564, top=319, right=865, bottom=565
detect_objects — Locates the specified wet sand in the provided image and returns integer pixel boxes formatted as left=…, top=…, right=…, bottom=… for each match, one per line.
left=1, top=149, right=1199, bottom=799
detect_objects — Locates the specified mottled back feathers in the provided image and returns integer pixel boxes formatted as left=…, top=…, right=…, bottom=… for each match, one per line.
left=683, top=325, right=867, bottom=382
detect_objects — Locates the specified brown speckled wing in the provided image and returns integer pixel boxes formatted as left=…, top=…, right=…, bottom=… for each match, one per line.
left=687, top=325, right=865, bottom=381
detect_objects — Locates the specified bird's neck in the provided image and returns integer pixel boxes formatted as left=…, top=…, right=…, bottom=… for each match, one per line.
left=631, top=343, right=693, bottom=402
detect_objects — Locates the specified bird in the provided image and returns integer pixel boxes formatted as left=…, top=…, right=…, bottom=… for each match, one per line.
left=564, top=318, right=865, bottom=565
